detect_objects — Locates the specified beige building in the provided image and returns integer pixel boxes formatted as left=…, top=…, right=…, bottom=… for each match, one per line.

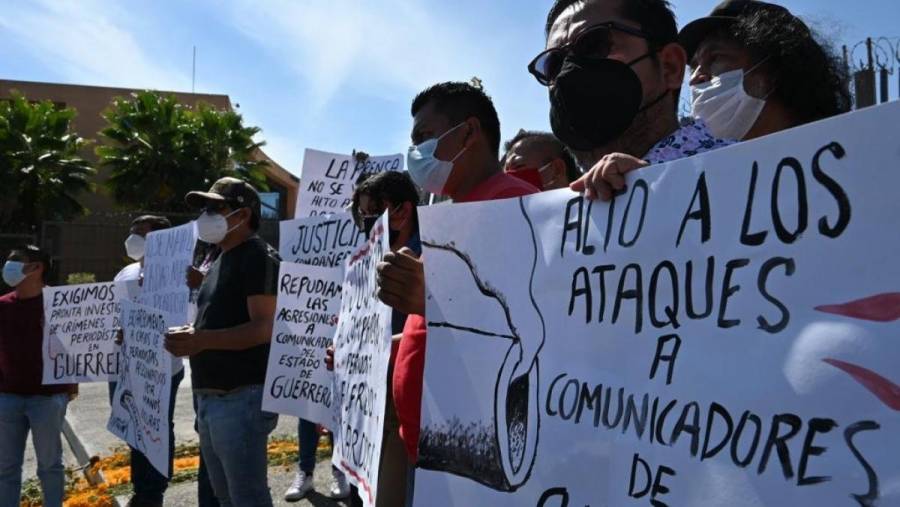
left=0, top=78, right=299, bottom=219
left=1, top=79, right=299, bottom=282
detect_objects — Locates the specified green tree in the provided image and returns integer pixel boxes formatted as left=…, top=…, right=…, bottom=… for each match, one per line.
left=0, top=92, right=94, bottom=232
left=96, top=91, right=268, bottom=212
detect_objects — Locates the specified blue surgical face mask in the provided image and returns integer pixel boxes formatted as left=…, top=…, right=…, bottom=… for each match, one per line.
left=2, top=261, right=30, bottom=287
left=407, top=122, right=468, bottom=195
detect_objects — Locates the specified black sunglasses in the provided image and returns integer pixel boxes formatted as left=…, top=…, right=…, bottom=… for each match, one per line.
left=202, top=200, right=235, bottom=214
left=528, top=22, right=650, bottom=86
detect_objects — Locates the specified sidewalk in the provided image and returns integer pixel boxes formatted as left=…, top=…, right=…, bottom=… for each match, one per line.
left=24, top=363, right=348, bottom=506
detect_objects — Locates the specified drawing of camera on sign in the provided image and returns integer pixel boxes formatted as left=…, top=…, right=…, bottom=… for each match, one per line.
left=418, top=198, right=545, bottom=492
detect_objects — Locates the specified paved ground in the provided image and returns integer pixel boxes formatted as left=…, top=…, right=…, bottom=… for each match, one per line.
left=24, top=363, right=349, bottom=506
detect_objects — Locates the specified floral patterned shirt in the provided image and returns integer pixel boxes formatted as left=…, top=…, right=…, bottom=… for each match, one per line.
left=643, top=117, right=733, bottom=164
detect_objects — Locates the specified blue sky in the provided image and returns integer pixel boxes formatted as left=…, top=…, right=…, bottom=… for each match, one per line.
left=1, top=0, right=897, bottom=175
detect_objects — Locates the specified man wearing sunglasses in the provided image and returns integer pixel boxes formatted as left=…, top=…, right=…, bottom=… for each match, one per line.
left=534, top=0, right=731, bottom=201
left=165, top=177, right=280, bottom=507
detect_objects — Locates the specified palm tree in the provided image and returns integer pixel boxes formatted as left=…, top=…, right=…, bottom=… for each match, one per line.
left=0, top=92, right=94, bottom=233
left=96, top=91, right=268, bottom=212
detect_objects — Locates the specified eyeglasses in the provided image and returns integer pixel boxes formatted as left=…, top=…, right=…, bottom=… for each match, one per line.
left=528, top=22, right=650, bottom=86
left=202, top=201, right=235, bottom=214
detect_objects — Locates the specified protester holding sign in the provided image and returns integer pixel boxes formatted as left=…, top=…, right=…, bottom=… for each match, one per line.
left=115, top=215, right=172, bottom=284
left=349, top=170, right=422, bottom=507
left=534, top=0, right=730, bottom=201
left=681, top=0, right=851, bottom=141
left=502, top=130, right=580, bottom=191
left=0, top=246, right=74, bottom=507
left=375, top=82, right=539, bottom=504
left=109, top=215, right=187, bottom=507
left=164, top=177, right=280, bottom=507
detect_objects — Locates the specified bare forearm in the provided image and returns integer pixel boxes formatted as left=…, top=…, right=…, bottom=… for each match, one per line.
left=197, top=319, right=273, bottom=351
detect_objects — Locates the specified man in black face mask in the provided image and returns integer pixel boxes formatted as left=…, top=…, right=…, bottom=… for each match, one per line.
left=533, top=0, right=731, bottom=201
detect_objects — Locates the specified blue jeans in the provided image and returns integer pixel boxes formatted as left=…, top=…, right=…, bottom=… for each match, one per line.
left=298, top=419, right=318, bottom=474
left=0, top=393, right=69, bottom=507
left=192, top=393, right=220, bottom=507
left=109, top=369, right=184, bottom=503
left=196, top=385, right=277, bottom=507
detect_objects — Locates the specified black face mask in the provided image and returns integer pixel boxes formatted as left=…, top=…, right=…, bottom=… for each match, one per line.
left=550, top=54, right=659, bottom=151
left=362, top=216, right=379, bottom=238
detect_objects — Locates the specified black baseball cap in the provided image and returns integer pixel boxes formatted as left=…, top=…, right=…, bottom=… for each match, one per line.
left=679, top=0, right=793, bottom=60
left=185, top=177, right=261, bottom=215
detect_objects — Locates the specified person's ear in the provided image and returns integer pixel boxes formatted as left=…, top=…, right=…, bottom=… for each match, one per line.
left=550, top=158, right=568, bottom=181
left=659, top=42, right=688, bottom=91
left=24, top=262, right=42, bottom=277
left=399, top=201, right=414, bottom=221
left=462, top=117, right=481, bottom=150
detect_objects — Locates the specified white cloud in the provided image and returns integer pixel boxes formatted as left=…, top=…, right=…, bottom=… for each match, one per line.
left=227, top=0, right=510, bottom=114
left=0, top=0, right=189, bottom=91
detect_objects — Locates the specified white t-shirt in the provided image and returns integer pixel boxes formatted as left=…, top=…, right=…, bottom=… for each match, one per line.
left=113, top=262, right=184, bottom=374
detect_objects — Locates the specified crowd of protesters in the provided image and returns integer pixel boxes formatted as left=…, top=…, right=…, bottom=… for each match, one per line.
left=0, top=1, right=854, bottom=506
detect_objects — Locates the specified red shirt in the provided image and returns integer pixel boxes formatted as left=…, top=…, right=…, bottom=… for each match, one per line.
left=0, top=291, right=75, bottom=396
left=392, top=171, right=539, bottom=461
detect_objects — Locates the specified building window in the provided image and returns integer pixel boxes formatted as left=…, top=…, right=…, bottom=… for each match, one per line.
left=259, top=192, right=282, bottom=219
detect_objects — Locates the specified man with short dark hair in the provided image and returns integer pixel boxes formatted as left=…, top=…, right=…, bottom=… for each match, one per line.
left=0, top=245, right=75, bottom=507
left=110, top=214, right=185, bottom=507
left=534, top=0, right=731, bottom=200
left=502, top=130, right=580, bottom=190
left=164, top=177, right=280, bottom=507
left=681, top=0, right=851, bottom=140
left=376, top=82, right=539, bottom=504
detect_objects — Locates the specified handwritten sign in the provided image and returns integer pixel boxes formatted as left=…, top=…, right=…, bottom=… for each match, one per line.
left=278, top=212, right=366, bottom=267
left=42, top=281, right=130, bottom=383
left=263, top=262, right=343, bottom=426
left=107, top=300, right=173, bottom=476
left=331, top=214, right=393, bottom=507
left=140, top=221, right=198, bottom=326
left=294, top=148, right=403, bottom=217
left=413, top=102, right=900, bottom=506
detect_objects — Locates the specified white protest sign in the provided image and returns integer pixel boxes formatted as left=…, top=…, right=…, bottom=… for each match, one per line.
left=42, top=281, right=131, bottom=384
left=268, top=212, right=365, bottom=423
left=414, top=102, right=900, bottom=507
left=140, top=221, right=198, bottom=326
left=331, top=214, right=393, bottom=507
left=294, top=148, right=403, bottom=217
left=263, top=262, right=343, bottom=426
left=278, top=212, right=366, bottom=267
left=107, top=300, right=173, bottom=477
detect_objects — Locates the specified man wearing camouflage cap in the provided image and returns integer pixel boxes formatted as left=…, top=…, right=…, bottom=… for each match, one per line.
left=165, top=177, right=281, bottom=507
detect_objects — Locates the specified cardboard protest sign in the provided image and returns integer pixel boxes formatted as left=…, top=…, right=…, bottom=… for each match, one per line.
left=331, top=214, right=393, bottom=507
left=263, top=261, right=343, bottom=426
left=278, top=212, right=366, bottom=267
left=140, top=221, right=198, bottom=326
left=267, top=212, right=365, bottom=423
left=294, top=148, right=403, bottom=217
left=42, top=281, right=131, bottom=383
left=413, top=102, right=900, bottom=506
left=107, top=300, right=173, bottom=476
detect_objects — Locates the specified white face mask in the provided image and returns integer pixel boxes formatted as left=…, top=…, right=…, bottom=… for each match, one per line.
left=407, top=122, right=468, bottom=195
left=691, top=59, right=771, bottom=140
left=2, top=261, right=30, bottom=287
left=196, top=209, right=243, bottom=244
left=124, top=234, right=146, bottom=260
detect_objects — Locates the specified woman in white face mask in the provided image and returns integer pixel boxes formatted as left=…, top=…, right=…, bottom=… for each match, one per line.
left=680, top=0, right=851, bottom=141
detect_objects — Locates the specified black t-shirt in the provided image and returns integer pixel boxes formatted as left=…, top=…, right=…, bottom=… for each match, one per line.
left=191, top=236, right=280, bottom=391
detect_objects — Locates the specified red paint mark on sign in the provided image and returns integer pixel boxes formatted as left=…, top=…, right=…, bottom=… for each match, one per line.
left=823, top=358, right=900, bottom=411
left=815, top=293, right=900, bottom=322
